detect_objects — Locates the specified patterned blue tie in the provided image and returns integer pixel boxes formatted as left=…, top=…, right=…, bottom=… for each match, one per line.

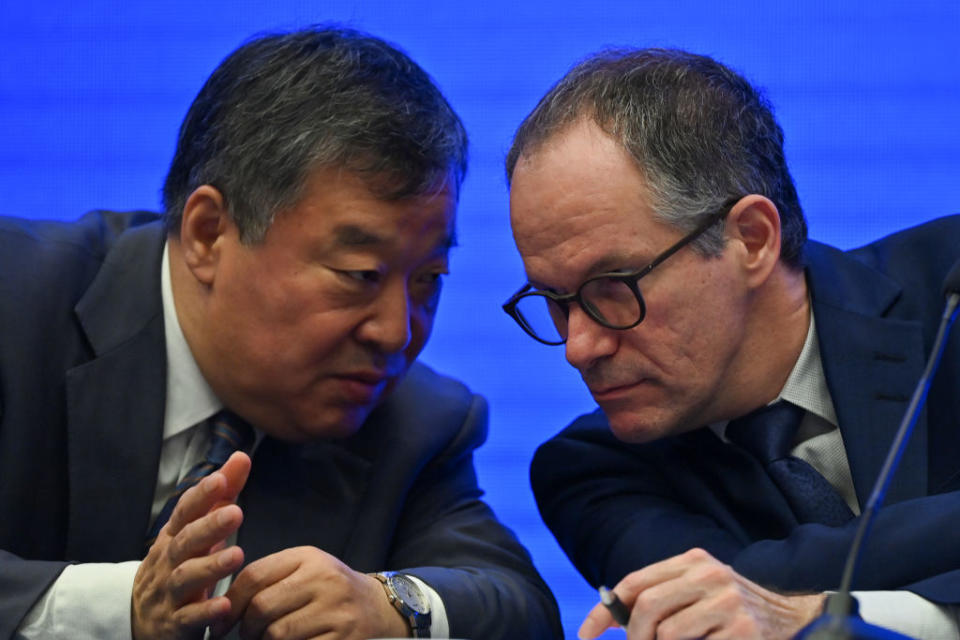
left=726, top=401, right=854, bottom=527
left=145, top=410, right=255, bottom=550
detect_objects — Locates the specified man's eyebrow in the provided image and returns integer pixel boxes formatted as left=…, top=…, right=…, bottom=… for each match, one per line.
left=528, top=253, right=640, bottom=293
left=331, top=224, right=458, bottom=252
left=333, top=225, right=385, bottom=247
left=583, top=253, right=639, bottom=276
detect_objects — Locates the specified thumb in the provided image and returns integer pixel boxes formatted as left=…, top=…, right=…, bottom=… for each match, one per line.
left=579, top=601, right=616, bottom=639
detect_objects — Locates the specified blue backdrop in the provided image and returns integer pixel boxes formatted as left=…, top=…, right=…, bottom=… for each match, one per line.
left=3, top=2, right=959, bottom=638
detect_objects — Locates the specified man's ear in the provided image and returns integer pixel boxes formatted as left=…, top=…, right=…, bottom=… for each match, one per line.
left=725, top=194, right=782, bottom=288
left=178, top=185, right=231, bottom=285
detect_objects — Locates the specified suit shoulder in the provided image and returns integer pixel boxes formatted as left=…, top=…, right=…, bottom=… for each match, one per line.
left=0, top=210, right=164, bottom=332
left=371, top=361, right=487, bottom=446
left=805, top=215, right=959, bottom=323
left=849, top=215, right=960, bottom=280
left=0, top=210, right=161, bottom=255
left=0, top=210, right=161, bottom=283
left=393, top=361, right=478, bottom=408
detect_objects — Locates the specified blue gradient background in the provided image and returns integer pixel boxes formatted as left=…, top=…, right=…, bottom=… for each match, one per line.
left=2, top=3, right=959, bottom=638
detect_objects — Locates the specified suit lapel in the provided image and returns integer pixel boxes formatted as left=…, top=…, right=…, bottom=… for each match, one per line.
left=64, top=221, right=167, bottom=561
left=806, top=242, right=928, bottom=508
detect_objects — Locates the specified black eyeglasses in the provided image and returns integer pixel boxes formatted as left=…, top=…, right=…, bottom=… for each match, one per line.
left=502, top=199, right=739, bottom=345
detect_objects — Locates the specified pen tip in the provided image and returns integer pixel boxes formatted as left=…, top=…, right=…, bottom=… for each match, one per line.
left=598, top=585, right=614, bottom=605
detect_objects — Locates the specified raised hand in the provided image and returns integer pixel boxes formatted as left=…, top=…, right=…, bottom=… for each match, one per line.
left=132, top=452, right=252, bottom=640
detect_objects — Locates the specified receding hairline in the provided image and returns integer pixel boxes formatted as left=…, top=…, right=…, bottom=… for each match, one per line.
left=508, top=105, right=627, bottom=184
left=508, top=113, right=658, bottom=206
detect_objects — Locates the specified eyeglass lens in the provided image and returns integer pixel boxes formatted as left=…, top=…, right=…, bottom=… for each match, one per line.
left=513, top=277, right=643, bottom=343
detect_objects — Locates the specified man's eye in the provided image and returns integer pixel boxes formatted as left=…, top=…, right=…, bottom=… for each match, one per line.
left=337, top=269, right=381, bottom=284
left=411, top=270, right=447, bottom=309
left=414, top=269, right=449, bottom=295
left=418, top=271, right=447, bottom=285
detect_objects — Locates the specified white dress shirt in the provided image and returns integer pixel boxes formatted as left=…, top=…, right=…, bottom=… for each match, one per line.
left=18, top=242, right=448, bottom=638
left=714, top=311, right=960, bottom=638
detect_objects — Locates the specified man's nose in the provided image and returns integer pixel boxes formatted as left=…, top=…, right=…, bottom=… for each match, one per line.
left=564, top=304, right=619, bottom=370
left=357, top=283, right=413, bottom=355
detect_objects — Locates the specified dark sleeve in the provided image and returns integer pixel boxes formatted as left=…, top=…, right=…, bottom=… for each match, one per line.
left=531, top=414, right=960, bottom=605
left=0, top=248, right=70, bottom=637
left=0, top=552, right=69, bottom=638
left=387, top=395, right=562, bottom=640
left=0, top=293, right=71, bottom=637
left=0, top=212, right=159, bottom=637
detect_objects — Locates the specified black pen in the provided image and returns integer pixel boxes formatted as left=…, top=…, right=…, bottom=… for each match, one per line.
left=599, top=585, right=631, bottom=627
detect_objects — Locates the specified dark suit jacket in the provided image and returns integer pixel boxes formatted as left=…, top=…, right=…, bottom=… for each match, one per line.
left=0, top=211, right=561, bottom=639
left=531, top=215, right=960, bottom=603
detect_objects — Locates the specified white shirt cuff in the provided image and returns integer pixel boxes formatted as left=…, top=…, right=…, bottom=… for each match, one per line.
left=854, top=590, right=960, bottom=639
left=16, top=561, right=140, bottom=640
left=407, top=574, right=449, bottom=638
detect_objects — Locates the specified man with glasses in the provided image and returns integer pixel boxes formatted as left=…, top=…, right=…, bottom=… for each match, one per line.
left=505, top=48, right=960, bottom=639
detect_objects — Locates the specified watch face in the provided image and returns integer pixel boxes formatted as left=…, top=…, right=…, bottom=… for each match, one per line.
left=391, top=575, right=430, bottom=614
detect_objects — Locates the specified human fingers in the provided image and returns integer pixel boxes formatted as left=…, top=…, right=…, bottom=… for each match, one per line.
left=648, top=592, right=748, bottom=640
left=213, top=451, right=252, bottom=507
left=167, top=503, right=244, bottom=568
left=624, top=551, right=816, bottom=640
left=133, top=538, right=243, bottom=640
left=167, top=545, right=246, bottom=604
left=248, top=606, right=335, bottom=640
left=212, top=550, right=301, bottom=637
left=579, top=550, right=727, bottom=640
left=137, top=501, right=235, bottom=595
left=577, top=600, right=616, bottom=639
left=698, top=575, right=824, bottom=640
left=137, top=506, right=243, bottom=613
left=236, top=576, right=314, bottom=640
left=615, top=547, right=718, bottom=605
left=164, top=471, right=233, bottom=538
left=164, top=453, right=250, bottom=538
left=244, top=557, right=407, bottom=640
left=624, top=571, right=708, bottom=640
left=219, top=547, right=400, bottom=640
left=168, top=595, right=234, bottom=633
left=636, top=569, right=773, bottom=640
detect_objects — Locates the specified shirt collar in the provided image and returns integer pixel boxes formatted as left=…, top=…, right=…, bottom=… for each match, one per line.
left=710, top=304, right=838, bottom=440
left=775, top=309, right=838, bottom=427
left=162, top=241, right=223, bottom=440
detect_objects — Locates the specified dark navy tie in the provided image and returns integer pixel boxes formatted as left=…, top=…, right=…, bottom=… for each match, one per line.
left=726, top=401, right=854, bottom=527
left=145, top=410, right=255, bottom=550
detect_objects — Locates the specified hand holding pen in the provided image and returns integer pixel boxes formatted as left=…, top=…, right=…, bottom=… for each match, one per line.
left=599, top=586, right=631, bottom=627
left=578, top=549, right=827, bottom=639
left=577, top=585, right=630, bottom=638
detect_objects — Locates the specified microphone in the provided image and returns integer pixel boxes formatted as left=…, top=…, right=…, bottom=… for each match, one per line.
left=797, top=258, right=960, bottom=640
left=943, top=258, right=960, bottom=300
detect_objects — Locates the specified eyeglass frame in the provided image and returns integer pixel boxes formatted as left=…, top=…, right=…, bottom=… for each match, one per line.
left=502, top=197, right=741, bottom=345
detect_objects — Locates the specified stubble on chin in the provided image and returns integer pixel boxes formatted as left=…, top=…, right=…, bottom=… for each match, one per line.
left=603, top=410, right=663, bottom=444
left=598, top=389, right=706, bottom=445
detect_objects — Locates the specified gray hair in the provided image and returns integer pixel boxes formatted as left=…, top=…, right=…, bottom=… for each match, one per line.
left=163, top=25, right=468, bottom=243
left=506, top=48, right=806, bottom=268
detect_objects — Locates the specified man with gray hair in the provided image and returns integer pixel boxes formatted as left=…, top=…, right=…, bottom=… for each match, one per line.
left=504, top=48, right=960, bottom=638
left=0, top=26, right=560, bottom=639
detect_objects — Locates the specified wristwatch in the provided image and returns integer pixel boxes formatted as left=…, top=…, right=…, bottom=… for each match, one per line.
left=372, top=571, right=432, bottom=637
